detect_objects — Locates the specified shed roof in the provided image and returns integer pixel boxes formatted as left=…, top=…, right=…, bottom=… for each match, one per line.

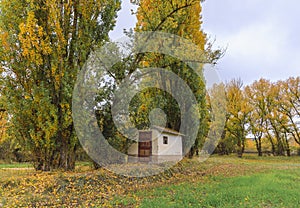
left=151, top=125, right=185, bottom=136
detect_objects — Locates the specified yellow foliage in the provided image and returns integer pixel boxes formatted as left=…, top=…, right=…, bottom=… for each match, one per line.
left=136, top=0, right=206, bottom=49
left=0, top=111, right=7, bottom=144
left=18, top=11, right=52, bottom=66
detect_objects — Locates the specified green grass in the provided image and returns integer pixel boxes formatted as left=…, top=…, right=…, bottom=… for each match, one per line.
left=0, top=161, right=91, bottom=169
left=112, top=169, right=300, bottom=208
left=0, top=162, right=32, bottom=169
left=111, top=157, right=300, bottom=208
left=201, top=170, right=300, bottom=208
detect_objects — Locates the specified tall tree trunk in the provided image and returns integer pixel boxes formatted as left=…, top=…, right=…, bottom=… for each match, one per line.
left=284, top=133, right=291, bottom=157
left=258, top=138, right=262, bottom=156
left=58, top=126, right=76, bottom=170
left=241, top=138, right=245, bottom=155
left=237, top=139, right=243, bottom=158
left=255, top=137, right=262, bottom=156
left=266, top=132, right=276, bottom=155
left=188, top=146, right=195, bottom=158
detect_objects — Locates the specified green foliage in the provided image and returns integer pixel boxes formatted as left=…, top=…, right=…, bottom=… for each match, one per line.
left=133, top=0, right=216, bottom=157
left=0, top=0, right=120, bottom=170
left=91, top=0, right=219, bottom=157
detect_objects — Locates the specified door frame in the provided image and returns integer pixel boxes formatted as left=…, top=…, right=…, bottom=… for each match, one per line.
left=138, top=131, right=152, bottom=157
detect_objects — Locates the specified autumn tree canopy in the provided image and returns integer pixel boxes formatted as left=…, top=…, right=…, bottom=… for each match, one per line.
left=131, top=0, right=220, bottom=157
left=0, top=0, right=120, bottom=170
left=213, top=77, right=300, bottom=157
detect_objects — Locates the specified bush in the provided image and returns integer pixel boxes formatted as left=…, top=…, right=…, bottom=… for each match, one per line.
left=297, top=148, right=300, bottom=156
left=0, top=139, right=14, bottom=162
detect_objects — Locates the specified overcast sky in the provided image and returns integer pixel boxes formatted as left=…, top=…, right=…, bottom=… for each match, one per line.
left=109, top=0, right=300, bottom=85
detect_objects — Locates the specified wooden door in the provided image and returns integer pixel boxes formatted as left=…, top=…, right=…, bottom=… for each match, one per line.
left=138, top=131, right=152, bottom=157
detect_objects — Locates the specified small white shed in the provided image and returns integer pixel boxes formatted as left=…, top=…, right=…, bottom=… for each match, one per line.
left=127, top=126, right=184, bottom=163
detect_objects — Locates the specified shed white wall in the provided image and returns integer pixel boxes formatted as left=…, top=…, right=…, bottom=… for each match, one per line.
left=151, top=130, right=182, bottom=156
left=157, top=134, right=182, bottom=156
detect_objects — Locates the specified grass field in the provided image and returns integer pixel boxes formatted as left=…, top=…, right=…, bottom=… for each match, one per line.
left=1, top=155, right=300, bottom=207
left=113, top=169, right=300, bottom=208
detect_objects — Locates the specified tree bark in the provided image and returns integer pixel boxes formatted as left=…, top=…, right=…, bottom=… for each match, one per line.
left=255, top=137, right=262, bottom=156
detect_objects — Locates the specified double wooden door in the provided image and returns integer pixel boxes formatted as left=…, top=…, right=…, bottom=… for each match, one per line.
left=138, top=131, right=152, bottom=157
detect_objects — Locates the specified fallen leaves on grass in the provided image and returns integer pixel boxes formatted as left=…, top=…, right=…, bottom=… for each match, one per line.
left=1, top=156, right=293, bottom=207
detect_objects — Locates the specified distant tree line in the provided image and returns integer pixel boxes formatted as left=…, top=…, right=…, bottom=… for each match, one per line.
left=210, top=77, right=300, bottom=157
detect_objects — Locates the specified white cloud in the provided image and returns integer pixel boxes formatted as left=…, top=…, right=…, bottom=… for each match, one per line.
left=203, top=0, right=300, bottom=84
left=225, top=21, right=287, bottom=64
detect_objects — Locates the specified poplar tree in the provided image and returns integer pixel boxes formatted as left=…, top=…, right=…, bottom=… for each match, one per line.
left=0, top=0, right=120, bottom=170
left=225, top=79, right=251, bottom=157
left=133, top=0, right=219, bottom=156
